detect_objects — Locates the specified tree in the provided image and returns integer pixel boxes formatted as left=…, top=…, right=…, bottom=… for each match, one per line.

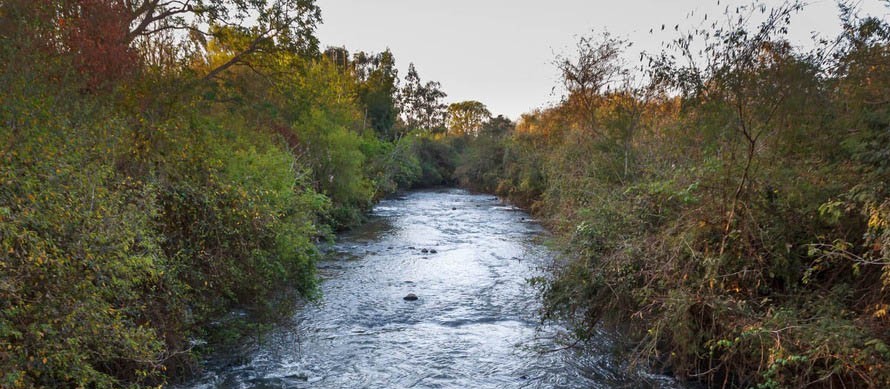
left=323, top=46, right=350, bottom=70
left=353, top=49, right=400, bottom=139
left=555, top=31, right=629, bottom=136
left=447, top=100, right=491, bottom=136
left=0, top=0, right=138, bottom=88
left=1, top=0, right=322, bottom=83
left=652, top=1, right=806, bottom=254
left=399, top=63, right=447, bottom=134
left=481, top=114, right=514, bottom=136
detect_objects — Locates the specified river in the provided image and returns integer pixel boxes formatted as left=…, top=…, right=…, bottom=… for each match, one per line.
left=186, top=189, right=680, bottom=388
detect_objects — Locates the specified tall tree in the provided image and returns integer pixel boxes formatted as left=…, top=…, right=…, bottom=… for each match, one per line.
left=353, top=49, right=400, bottom=139
left=399, top=63, right=447, bottom=134
left=651, top=1, right=806, bottom=254
left=447, top=100, right=491, bottom=136
left=555, top=31, right=629, bottom=136
left=0, top=0, right=322, bottom=83
left=480, top=114, right=514, bottom=136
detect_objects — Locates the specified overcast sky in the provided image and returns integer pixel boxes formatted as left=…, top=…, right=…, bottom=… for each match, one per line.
left=315, top=0, right=890, bottom=120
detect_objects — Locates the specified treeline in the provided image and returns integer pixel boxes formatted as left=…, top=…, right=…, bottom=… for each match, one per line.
left=453, top=2, right=890, bottom=387
left=0, top=0, right=494, bottom=386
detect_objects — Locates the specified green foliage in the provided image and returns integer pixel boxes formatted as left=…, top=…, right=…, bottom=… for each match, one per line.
left=294, top=106, right=372, bottom=227
left=453, top=115, right=513, bottom=192
left=351, top=49, right=401, bottom=139
left=0, top=71, right=335, bottom=385
left=0, top=0, right=467, bottom=382
left=407, top=134, right=459, bottom=187
left=1, top=79, right=168, bottom=386
left=447, top=100, right=491, bottom=136
left=454, top=132, right=505, bottom=192
left=400, top=63, right=448, bottom=134
left=360, top=135, right=422, bottom=198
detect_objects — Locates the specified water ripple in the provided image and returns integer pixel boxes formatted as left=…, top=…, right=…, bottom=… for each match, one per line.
left=185, top=189, right=681, bottom=389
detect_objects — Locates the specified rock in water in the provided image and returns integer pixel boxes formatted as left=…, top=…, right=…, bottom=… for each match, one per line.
left=421, top=248, right=429, bottom=253
left=429, top=249, right=437, bottom=254
left=403, top=293, right=418, bottom=301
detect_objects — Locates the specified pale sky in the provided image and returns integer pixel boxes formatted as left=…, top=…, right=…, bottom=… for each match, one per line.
left=315, top=0, right=890, bottom=120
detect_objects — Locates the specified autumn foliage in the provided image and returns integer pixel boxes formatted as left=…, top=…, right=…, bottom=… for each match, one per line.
left=0, top=0, right=449, bottom=386
left=454, top=2, right=890, bottom=387
left=57, top=0, right=138, bottom=88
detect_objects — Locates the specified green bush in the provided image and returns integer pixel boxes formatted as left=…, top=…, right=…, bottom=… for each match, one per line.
left=0, top=65, right=328, bottom=387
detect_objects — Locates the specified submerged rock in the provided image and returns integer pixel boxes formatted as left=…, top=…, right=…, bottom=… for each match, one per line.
left=403, top=293, right=418, bottom=301
left=283, top=372, right=310, bottom=381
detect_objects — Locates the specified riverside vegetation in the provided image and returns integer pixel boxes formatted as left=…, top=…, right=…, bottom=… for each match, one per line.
left=451, top=2, right=890, bottom=388
left=0, top=0, right=461, bottom=386
left=1, top=0, right=890, bottom=388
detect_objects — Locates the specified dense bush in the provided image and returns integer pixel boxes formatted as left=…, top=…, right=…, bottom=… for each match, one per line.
left=455, top=4, right=890, bottom=387
left=0, top=1, right=448, bottom=385
left=408, top=134, right=459, bottom=188
left=0, top=65, right=333, bottom=385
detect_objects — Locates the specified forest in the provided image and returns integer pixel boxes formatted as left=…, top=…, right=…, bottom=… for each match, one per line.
left=1, top=0, right=889, bottom=388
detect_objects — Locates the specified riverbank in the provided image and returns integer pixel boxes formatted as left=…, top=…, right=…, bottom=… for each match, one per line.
left=448, top=40, right=890, bottom=389
left=0, top=11, right=460, bottom=384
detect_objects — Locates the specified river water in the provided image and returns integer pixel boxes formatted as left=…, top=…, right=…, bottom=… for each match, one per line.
left=187, top=189, right=680, bottom=388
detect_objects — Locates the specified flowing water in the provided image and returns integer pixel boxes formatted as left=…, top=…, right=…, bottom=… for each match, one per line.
left=187, top=189, right=680, bottom=389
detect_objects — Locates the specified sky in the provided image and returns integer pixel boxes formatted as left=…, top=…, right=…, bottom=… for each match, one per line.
left=315, top=0, right=890, bottom=120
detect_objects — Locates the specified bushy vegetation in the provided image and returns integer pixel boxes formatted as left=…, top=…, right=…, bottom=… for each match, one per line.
left=454, top=2, right=890, bottom=387
left=0, top=1, right=457, bottom=386
left=5, top=0, right=889, bottom=387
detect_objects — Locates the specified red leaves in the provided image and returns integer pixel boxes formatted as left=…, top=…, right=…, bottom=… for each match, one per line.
left=4, top=0, right=140, bottom=89
left=57, top=0, right=138, bottom=89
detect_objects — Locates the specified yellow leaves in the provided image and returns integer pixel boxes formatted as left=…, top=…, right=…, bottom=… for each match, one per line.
left=868, top=211, right=888, bottom=230
left=873, top=304, right=889, bottom=320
